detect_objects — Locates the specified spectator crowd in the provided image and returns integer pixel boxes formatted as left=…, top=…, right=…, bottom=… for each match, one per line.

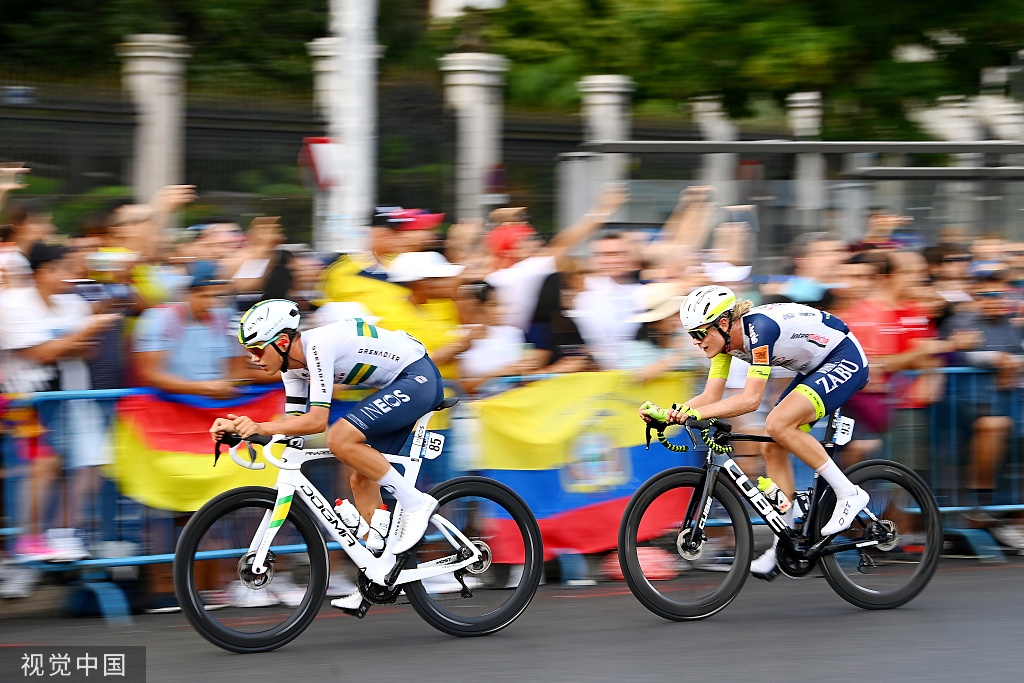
left=1, top=165, right=1023, bottom=608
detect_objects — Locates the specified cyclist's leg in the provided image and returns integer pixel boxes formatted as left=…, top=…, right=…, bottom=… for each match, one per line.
left=765, top=336, right=870, bottom=534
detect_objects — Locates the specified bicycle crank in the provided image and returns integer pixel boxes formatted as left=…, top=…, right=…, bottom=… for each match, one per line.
left=775, top=544, right=816, bottom=579
left=238, top=550, right=276, bottom=589
left=356, top=570, right=402, bottom=605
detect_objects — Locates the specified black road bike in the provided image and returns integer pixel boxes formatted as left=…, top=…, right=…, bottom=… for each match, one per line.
left=617, top=406, right=941, bottom=620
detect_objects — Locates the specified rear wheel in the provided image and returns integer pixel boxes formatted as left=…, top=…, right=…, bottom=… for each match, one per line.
left=815, top=461, right=941, bottom=610
left=618, top=467, right=752, bottom=621
left=404, top=477, right=543, bottom=637
left=173, top=487, right=328, bottom=653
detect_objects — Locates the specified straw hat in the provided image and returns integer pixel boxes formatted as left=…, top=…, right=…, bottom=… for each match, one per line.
left=628, top=282, right=685, bottom=324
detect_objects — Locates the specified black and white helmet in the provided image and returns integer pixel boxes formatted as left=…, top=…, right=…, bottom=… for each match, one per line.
left=679, top=285, right=737, bottom=331
left=238, top=299, right=300, bottom=348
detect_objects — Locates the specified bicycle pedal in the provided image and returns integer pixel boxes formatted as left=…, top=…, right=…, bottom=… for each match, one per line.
left=751, top=567, right=779, bottom=583
left=340, top=600, right=371, bottom=618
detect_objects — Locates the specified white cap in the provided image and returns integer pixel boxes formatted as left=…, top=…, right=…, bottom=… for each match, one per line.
left=388, top=250, right=465, bottom=283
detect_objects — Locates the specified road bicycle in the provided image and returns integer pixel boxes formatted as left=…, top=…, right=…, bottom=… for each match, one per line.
left=617, top=404, right=941, bottom=620
left=172, top=397, right=544, bottom=653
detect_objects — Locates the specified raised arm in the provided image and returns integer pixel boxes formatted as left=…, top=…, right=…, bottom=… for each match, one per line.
left=545, top=184, right=628, bottom=266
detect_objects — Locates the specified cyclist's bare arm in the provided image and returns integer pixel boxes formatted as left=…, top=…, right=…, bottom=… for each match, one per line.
left=209, top=405, right=330, bottom=441
left=678, top=375, right=768, bottom=422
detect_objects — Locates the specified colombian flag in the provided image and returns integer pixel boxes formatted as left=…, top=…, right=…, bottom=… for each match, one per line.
left=110, top=387, right=285, bottom=511
left=476, top=372, right=697, bottom=562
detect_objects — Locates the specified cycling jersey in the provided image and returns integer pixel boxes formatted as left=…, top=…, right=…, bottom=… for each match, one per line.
left=282, top=318, right=427, bottom=413
left=707, top=302, right=869, bottom=421
left=709, top=303, right=851, bottom=380
left=281, top=318, right=443, bottom=454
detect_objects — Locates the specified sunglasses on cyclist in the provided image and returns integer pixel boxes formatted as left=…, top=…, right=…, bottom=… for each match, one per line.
left=688, top=325, right=713, bottom=341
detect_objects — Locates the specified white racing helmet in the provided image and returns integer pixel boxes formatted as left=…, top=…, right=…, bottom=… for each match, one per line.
left=679, top=285, right=737, bottom=331
left=238, top=299, right=301, bottom=348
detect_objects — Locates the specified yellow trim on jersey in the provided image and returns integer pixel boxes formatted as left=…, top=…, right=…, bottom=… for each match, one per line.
left=795, top=385, right=826, bottom=420
left=708, top=354, right=733, bottom=379
left=747, top=365, right=771, bottom=380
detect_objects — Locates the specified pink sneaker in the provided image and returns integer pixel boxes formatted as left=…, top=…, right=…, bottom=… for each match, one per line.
left=13, top=534, right=62, bottom=562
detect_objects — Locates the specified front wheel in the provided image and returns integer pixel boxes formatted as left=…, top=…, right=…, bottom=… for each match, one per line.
left=618, top=467, right=753, bottom=621
left=814, top=461, right=942, bottom=610
left=173, top=487, right=329, bottom=653
left=404, top=477, right=544, bottom=637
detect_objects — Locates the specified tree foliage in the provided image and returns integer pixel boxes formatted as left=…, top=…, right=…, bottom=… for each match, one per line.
left=463, top=0, right=1024, bottom=138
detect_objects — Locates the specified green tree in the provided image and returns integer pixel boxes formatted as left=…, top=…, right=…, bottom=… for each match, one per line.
left=460, top=0, right=1024, bottom=138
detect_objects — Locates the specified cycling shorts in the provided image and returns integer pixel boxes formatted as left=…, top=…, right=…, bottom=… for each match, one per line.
left=342, top=355, right=444, bottom=455
left=776, top=334, right=869, bottom=422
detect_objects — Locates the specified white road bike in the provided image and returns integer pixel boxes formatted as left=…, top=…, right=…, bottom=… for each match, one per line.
left=173, top=397, right=544, bottom=653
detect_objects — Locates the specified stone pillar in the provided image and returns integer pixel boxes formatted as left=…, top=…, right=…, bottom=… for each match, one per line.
left=692, top=96, right=737, bottom=206
left=578, top=75, right=634, bottom=188
left=322, top=0, right=381, bottom=252
left=439, top=52, right=509, bottom=221
left=787, top=92, right=825, bottom=231
left=117, top=34, right=190, bottom=204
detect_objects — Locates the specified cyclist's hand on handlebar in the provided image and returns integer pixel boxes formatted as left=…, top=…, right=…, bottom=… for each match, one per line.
left=639, top=401, right=669, bottom=424
left=226, top=413, right=263, bottom=439
left=209, top=417, right=236, bottom=442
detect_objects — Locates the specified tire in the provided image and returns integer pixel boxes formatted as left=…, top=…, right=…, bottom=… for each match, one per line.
left=404, top=477, right=543, bottom=637
left=814, top=461, right=941, bottom=610
left=618, top=467, right=753, bottom=621
left=173, top=486, right=329, bottom=653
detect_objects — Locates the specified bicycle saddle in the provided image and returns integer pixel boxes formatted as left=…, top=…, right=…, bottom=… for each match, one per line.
left=436, top=396, right=460, bottom=411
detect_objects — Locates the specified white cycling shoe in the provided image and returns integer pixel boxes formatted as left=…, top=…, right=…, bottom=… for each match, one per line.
left=821, top=487, right=870, bottom=536
left=749, top=540, right=779, bottom=582
left=330, top=591, right=363, bottom=611
left=389, top=495, right=439, bottom=555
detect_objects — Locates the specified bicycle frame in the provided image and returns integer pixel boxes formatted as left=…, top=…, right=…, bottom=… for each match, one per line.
left=680, top=410, right=885, bottom=562
left=219, top=409, right=484, bottom=588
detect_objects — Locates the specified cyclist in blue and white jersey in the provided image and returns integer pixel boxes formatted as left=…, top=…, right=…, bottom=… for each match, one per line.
left=641, top=285, right=871, bottom=580
left=210, top=299, right=443, bottom=607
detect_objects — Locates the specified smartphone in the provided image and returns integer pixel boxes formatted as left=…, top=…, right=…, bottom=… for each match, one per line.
left=724, top=205, right=760, bottom=233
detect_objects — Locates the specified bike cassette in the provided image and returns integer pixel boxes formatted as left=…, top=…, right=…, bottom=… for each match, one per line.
left=775, top=544, right=816, bottom=579
left=356, top=570, right=401, bottom=605
left=238, top=550, right=276, bottom=589
left=465, top=540, right=493, bottom=575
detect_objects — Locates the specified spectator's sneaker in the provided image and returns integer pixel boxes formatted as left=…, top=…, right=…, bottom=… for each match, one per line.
left=45, top=528, right=90, bottom=562
left=750, top=542, right=779, bottom=582
left=0, top=564, right=40, bottom=599
left=990, top=525, right=1024, bottom=551
left=821, top=487, right=870, bottom=536
left=266, top=574, right=305, bottom=607
left=389, top=496, right=439, bottom=555
left=13, top=534, right=63, bottom=562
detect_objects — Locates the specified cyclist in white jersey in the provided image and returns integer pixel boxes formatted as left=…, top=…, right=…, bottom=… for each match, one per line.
left=210, top=300, right=443, bottom=600
left=640, top=285, right=871, bottom=580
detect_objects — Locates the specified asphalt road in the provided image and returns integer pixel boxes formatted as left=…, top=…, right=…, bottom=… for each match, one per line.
left=2, top=555, right=1022, bottom=683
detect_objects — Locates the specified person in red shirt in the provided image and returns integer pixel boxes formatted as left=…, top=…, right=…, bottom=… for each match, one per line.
left=841, top=250, right=976, bottom=475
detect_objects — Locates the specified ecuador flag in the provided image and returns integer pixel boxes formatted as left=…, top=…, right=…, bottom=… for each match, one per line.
left=476, top=372, right=697, bottom=562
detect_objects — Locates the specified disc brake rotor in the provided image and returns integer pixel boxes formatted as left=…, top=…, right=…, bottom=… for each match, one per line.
left=238, top=550, right=276, bottom=589
left=676, top=528, right=704, bottom=561
left=465, top=540, right=493, bottom=575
